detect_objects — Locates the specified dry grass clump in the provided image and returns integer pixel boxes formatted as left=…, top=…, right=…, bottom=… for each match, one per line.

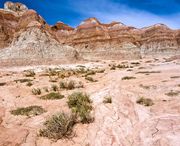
left=39, top=112, right=76, bottom=140
left=11, top=106, right=45, bottom=116
left=26, top=81, right=33, bottom=87
left=67, top=92, right=94, bottom=123
left=122, top=76, right=136, bottom=80
left=136, top=97, right=154, bottom=106
left=165, top=90, right=179, bottom=97
left=85, top=76, right=97, bottom=82
left=136, top=71, right=161, bottom=74
left=24, top=70, right=35, bottom=77
left=170, top=76, right=180, bottom=79
left=103, top=96, right=112, bottom=104
left=32, top=88, right=41, bottom=95
left=39, top=92, right=64, bottom=100
left=0, top=82, right=6, bottom=86
left=59, top=80, right=75, bottom=90
left=51, top=84, right=58, bottom=91
left=14, top=79, right=33, bottom=83
left=139, top=84, right=150, bottom=89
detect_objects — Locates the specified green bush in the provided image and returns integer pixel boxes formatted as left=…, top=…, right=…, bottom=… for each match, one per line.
left=136, top=97, right=154, bottom=106
left=39, top=92, right=64, bottom=100
left=67, top=92, right=93, bottom=123
left=39, top=112, right=76, bottom=140
left=32, top=88, right=41, bottom=95
left=11, top=106, right=45, bottom=116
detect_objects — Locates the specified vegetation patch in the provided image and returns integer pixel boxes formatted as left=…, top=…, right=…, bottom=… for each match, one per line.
left=32, top=88, right=41, bottom=95
left=67, top=92, right=94, bottom=123
left=85, top=76, right=97, bottom=82
left=39, top=112, right=76, bottom=140
left=136, top=71, right=161, bottom=74
left=0, top=82, right=6, bottom=86
left=14, top=79, right=33, bottom=83
left=122, top=76, right=136, bottom=80
left=39, top=92, right=64, bottom=100
left=26, top=81, right=33, bottom=87
left=170, top=76, right=180, bottom=79
left=139, top=84, right=150, bottom=89
left=51, top=84, right=58, bottom=91
left=59, top=80, right=75, bottom=90
left=136, top=97, right=154, bottom=106
left=24, top=70, right=35, bottom=77
left=103, top=96, right=112, bottom=104
left=165, top=90, right=179, bottom=97
left=11, top=105, right=45, bottom=116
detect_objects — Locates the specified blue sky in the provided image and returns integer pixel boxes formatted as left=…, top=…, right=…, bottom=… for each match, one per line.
left=0, top=0, right=180, bottom=29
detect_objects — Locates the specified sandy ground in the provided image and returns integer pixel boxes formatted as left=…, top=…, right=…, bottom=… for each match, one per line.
left=0, top=58, right=180, bottom=146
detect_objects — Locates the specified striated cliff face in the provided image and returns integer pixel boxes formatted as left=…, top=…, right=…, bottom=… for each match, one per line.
left=0, top=2, right=180, bottom=66
left=52, top=18, right=180, bottom=60
left=0, top=2, right=79, bottom=66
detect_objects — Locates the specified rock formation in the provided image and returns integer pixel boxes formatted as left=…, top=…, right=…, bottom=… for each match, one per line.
left=0, top=2, right=79, bottom=66
left=52, top=18, right=180, bottom=60
left=0, top=1, right=180, bottom=66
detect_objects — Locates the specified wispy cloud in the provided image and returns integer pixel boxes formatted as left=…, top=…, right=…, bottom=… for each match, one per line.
left=70, top=0, right=180, bottom=29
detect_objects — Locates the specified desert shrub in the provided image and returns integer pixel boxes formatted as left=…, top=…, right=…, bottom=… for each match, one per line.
left=139, top=84, right=150, bottom=89
left=39, top=112, right=76, bottom=140
left=0, top=82, right=6, bottom=86
left=67, top=80, right=75, bottom=90
left=67, top=92, right=93, bottom=123
left=14, top=79, right=33, bottom=83
left=49, top=76, right=58, bottom=82
left=51, top=84, right=58, bottom=91
left=32, top=88, right=41, bottom=95
left=136, top=97, right=154, bottom=106
left=24, top=70, right=35, bottom=77
left=85, top=70, right=96, bottom=76
left=165, top=90, right=179, bottom=96
left=103, top=96, right=112, bottom=104
left=26, top=81, right=33, bottom=87
left=131, top=62, right=140, bottom=65
left=43, top=87, right=49, bottom=92
left=116, top=64, right=129, bottom=69
left=110, top=65, right=116, bottom=70
left=170, top=76, right=180, bottom=79
left=59, top=80, right=75, bottom=90
left=39, top=92, right=64, bottom=100
left=96, top=69, right=105, bottom=73
left=136, top=71, right=161, bottom=74
left=11, top=106, right=45, bottom=116
left=122, top=76, right=136, bottom=80
left=85, top=77, right=97, bottom=82
left=47, top=68, right=58, bottom=76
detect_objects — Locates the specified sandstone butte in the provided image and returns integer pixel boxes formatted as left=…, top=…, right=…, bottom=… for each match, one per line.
left=0, top=2, right=180, bottom=66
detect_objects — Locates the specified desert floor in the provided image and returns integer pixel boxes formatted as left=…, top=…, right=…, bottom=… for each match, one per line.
left=0, top=58, right=180, bottom=146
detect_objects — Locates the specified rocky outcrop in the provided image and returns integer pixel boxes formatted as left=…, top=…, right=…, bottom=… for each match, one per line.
left=52, top=18, right=180, bottom=60
left=0, top=1, right=180, bottom=65
left=0, top=2, right=79, bottom=66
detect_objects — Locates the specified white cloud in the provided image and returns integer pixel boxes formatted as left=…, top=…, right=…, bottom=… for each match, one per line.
left=70, top=0, right=180, bottom=29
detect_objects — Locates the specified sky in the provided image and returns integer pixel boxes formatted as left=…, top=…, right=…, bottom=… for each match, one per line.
left=0, top=0, right=180, bottom=29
